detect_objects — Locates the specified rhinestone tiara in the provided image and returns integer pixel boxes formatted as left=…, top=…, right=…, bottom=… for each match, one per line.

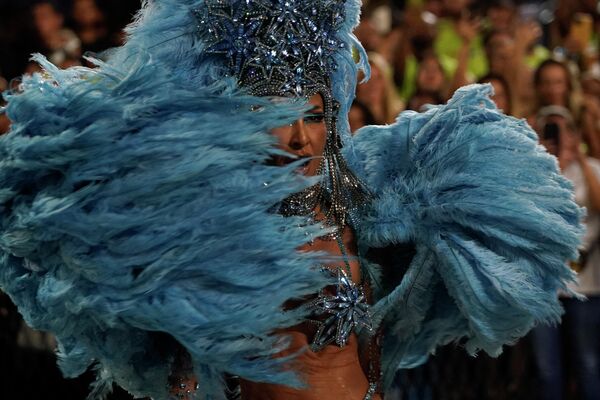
left=194, top=0, right=348, bottom=97
left=193, top=0, right=372, bottom=228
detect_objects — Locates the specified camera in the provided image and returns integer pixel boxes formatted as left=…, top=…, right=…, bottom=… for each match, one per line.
left=542, top=122, right=560, bottom=151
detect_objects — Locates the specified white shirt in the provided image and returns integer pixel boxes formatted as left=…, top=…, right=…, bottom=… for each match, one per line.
left=564, top=157, right=600, bottom=295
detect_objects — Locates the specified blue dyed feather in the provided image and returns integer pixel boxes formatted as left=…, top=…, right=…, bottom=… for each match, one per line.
left=0, top=0, right=583, bottom=398
left=0, top=1, right=369, bottom=398
left=347, top=84, right=583, bottom=389
left=0, top=52, right=332, bottom=399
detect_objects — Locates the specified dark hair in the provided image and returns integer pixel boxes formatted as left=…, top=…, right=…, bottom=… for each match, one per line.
left=486, top=0, right=516, bottom=11
left=32, top=0, right=62, bottom=13
left=537, top=106, right=578, bottom=133
left=482, top=29, right=509, bottom=50
left=533, top=59, right=573, bottom=92
left=350, top=100, right=377, bottom=127
left=407, top=90, right=445, bottom=111
left=478, top=73, right=512, bottom=113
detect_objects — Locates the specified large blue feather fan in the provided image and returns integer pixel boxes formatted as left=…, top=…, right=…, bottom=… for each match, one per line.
left=0, top=0, right=583, bottom=398
left=0, top=0, right=365, bottom=398
left=347, top=84, right=583, bottom=388
left=0, top=51, right=332, bottom=398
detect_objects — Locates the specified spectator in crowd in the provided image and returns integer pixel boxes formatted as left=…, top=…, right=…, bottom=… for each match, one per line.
left=550, top=0, right=599, bottom=63
left=32, top=1, right=81, bottom=68
left=484, top=20, right=550, bottom=117
left=533, top=106, right=600, bottom=400
left=533, top=59, right=573, bottom=110
left=532, top=59, right=600, bottom=158
left=434, top=0, right=487, bottom=82
left=393, top=32, right=437, bottom=102
left=349, top=100, right=377, bottom=134
left=392, top=5, right=478, bottom=102
left=484, top=0, right=515, bottom=32
left=581, top=68, right=600, bottom=99
left=71, top=0, right=113, bottom=54
left=478, top=73, right=511, bottom=115
left=355, top=52, right=404, bottom=124
left=483, top=30, right=513, bottom=77
left=414, top=52, right=446, bottom=100
left=354, top=15, right=383, bottom=53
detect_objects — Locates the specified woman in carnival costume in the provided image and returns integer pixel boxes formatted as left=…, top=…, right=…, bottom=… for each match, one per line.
left=0, top=1, right=584, bottom=399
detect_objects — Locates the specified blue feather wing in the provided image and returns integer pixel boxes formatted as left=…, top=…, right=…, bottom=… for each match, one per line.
left=0, top=0, right=370, bottom=397
left=346, top=84, right=583, bottom=388
left=0, top=53, right=329, bottom=399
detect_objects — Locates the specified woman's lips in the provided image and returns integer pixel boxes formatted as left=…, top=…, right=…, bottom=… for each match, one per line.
left=273, top=154, right=312, bottom=174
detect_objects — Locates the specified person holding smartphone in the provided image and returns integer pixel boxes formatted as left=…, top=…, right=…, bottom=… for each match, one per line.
left=534, top=105, right=600, bottom=400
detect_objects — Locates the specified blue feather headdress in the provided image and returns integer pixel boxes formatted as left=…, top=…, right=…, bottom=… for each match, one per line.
left=0, top=1, right=372, bottom=398
left=193, top=0, right=372, bottom=227
left=194, top=0, right=348, bottom=97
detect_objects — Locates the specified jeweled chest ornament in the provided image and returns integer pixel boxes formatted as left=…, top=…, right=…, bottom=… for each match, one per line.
left=308, top=268, right=373, bottom=352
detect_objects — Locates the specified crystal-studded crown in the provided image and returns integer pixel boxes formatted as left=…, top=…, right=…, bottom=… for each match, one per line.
left=194, top=0, right=348, bottom=97
left=194, top=0, right=371, bottom=229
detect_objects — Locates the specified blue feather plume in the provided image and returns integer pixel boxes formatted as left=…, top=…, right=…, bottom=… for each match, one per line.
left=347, top=84, right=583, bottom=389
left=0, top=0, right=583, bottom=397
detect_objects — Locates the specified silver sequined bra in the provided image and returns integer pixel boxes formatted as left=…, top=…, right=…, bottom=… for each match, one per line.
left=307, top=268, right=373, bottom=352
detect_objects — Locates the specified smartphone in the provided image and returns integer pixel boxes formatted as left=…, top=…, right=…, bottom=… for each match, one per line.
left=543, top=122, right=560, bottom=150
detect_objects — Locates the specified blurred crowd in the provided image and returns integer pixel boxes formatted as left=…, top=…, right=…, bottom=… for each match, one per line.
left=351, top=2, right=600, bottom=400
left=0, top=0, right=140, bottom=134
left=351, top=1, right=600, bottom=141
left=1, top=0, right=600, bottom=399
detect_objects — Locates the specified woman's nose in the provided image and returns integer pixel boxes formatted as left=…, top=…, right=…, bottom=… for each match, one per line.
left=289, top=119, right=309, bottom=150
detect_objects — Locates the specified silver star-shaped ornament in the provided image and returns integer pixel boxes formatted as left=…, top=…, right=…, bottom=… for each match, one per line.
left=194, top=0, right=345, bottom=95
left=308, top=268, right=373, bottom=353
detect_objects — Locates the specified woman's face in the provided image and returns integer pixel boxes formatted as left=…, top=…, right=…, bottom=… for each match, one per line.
left=538, top=115, right=579, bottom=170
left=33, top=3, right=64, bottom=37
left=488, top=79, right=510, bottom=113
left=270, top=94, right=327, bottom=176
left=73, top=0, right=104, bottom=25
left=537, top=65, right=569, bottom=106
left=417, top=56, right=445, bottom=93
left=486, top=32, right=514, bottom=74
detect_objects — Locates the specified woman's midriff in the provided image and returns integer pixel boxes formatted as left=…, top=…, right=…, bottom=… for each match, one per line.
left=239, top=330, right=381, bottom=400
left=239, top=224, right=381, bottom=400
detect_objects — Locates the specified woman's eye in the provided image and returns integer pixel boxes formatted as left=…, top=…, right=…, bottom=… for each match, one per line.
left=304, top=113, right=324, bottom=124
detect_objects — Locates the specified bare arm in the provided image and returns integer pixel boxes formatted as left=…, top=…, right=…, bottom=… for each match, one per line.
left=578, top=154, right=600, bottom=212
left=448, top=17, right=479, bottom=95
left=508, top=21, right=541, bottom=117
left=581, top=97, right=600, bottom=159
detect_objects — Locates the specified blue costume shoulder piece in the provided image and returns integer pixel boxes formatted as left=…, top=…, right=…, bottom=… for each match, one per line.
left=0, top=0, right=583, bottom=398
left=347, top=84, right=583, bottom=388
left=0, top=53, right=329, bottom=399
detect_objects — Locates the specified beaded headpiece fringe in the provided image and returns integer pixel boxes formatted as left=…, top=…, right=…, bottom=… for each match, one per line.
left=195, top=0, right=372, bottom=228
